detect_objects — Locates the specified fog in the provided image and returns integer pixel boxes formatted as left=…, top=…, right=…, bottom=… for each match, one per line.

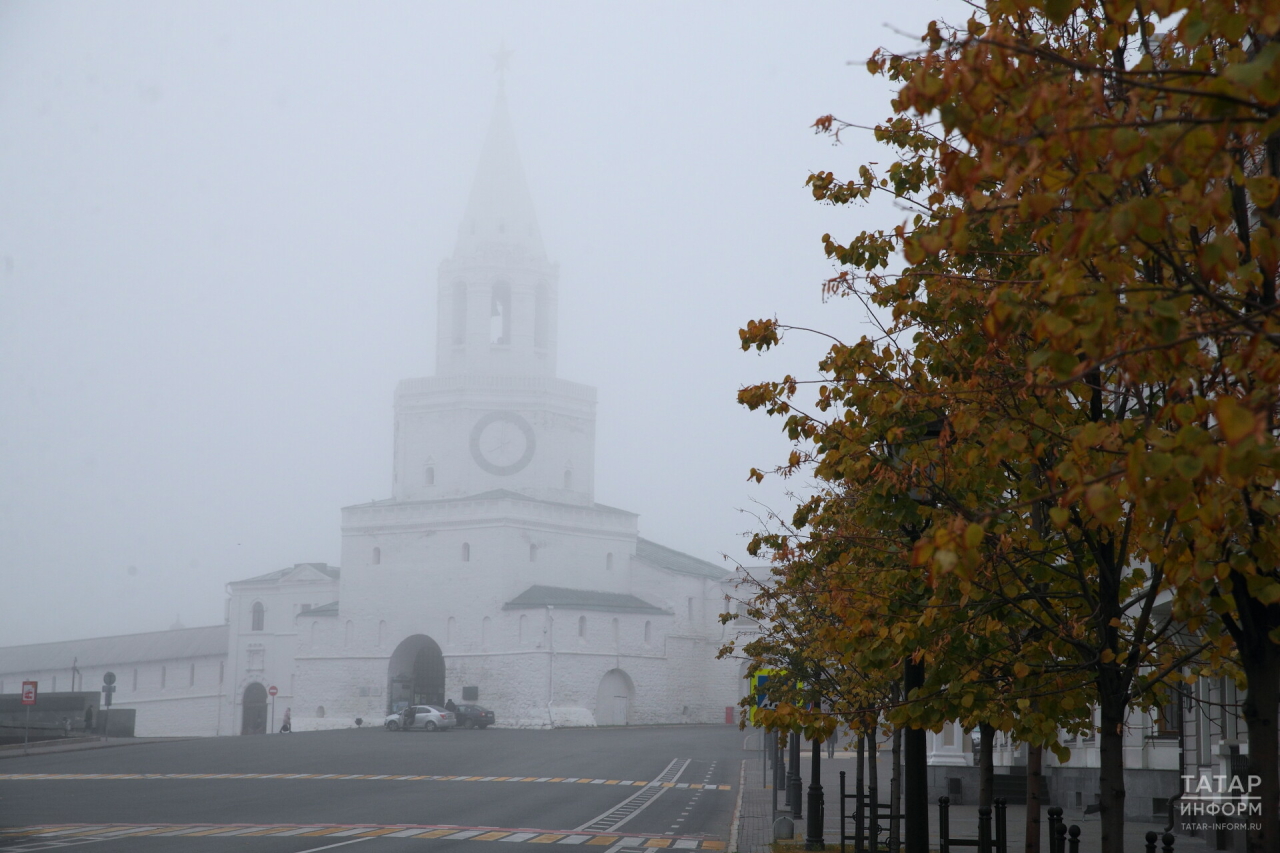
left=0, top=1, right=953, bottom=647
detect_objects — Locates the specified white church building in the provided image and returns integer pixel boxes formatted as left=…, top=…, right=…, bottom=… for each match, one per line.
left=0, top=90, right=743, bottom=737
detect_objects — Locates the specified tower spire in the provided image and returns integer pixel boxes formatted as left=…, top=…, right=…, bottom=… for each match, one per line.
left=451, top=68, right=545, bottom=261
left=436, top=76, right=558, bottom=379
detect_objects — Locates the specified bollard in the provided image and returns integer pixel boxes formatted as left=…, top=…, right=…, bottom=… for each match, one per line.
left=938, top=797, right=950, bottom=853
left=994, top=798, right=1007, bottom=853
left=977, top=807, right=992, bottom=853
left=1161, top=832, right=1175, bottom=853
left=1145, top=831, right=1158, bottom=853
left=1067, top=826, right=1080, bottom=853
left=1053, top=822, right=1067, bottom=853
left=1047, top=808, right=1063, bottom=853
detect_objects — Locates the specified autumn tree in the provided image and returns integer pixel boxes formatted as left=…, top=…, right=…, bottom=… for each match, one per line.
left=846, top=2, right=1280, bottom=851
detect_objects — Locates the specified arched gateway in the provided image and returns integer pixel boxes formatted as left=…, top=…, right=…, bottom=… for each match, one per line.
left=241, top=682, right=268, bottom=735
left=594, top=668, right=635, bottom=726
left=387, top=635, right=445, bottom=714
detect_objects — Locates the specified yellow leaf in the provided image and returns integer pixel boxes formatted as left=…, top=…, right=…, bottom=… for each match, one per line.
left=1215, top=397, right=1256, bottom=446
left=1013, top=662, right=1031, bottom=679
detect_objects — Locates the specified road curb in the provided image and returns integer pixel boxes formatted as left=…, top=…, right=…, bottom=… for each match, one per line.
left=728, top=759, right=745, bottom=852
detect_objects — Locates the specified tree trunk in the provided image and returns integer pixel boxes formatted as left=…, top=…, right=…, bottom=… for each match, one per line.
left=1241, top=641, right=1280, bottom=853
left=1098, top=696, right=1127, bottom=853
left=979, top=723, right=995, bottom=808
left=903, top=659, right=929, bottom=853
left=890, top=725, right=903, bottom=853
left=1025, top=743, right=1042, bottom=853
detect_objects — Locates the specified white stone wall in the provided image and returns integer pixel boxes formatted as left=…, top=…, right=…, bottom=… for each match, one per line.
left=224, top=567, right=338, bottom=735
left=0, top=654, right=228, bottom=737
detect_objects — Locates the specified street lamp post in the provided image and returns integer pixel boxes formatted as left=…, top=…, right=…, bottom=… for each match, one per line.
left=789, top=732, right=803, bottom=819
left=805, top=735, right=825, bottom=850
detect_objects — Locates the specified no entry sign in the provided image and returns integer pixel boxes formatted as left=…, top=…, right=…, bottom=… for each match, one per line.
left=21, top=681, right=36, bottom=705
left=268, top=685, right=278, bottom=697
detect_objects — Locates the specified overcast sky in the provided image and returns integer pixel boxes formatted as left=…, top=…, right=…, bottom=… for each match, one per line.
left=0, top=0, right=959, bottom=647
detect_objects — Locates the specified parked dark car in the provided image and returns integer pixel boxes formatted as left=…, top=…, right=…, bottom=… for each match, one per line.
left=452, top=703, right=495, bottom=729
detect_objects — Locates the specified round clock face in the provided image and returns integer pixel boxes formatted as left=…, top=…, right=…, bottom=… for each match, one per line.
left=469, top=411, right=536, bottom=476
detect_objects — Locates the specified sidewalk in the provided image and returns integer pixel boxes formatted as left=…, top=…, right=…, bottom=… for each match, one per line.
left=0, top=736, right=186, bottom=760
left=735, top=747, right=1213, bottom=853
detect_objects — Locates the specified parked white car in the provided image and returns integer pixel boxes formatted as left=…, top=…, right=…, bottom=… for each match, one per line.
left=385, top=705, right=456, bottom=732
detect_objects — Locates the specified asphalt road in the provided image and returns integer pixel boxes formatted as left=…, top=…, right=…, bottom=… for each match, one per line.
left=0, top=725, right=744, bottom=853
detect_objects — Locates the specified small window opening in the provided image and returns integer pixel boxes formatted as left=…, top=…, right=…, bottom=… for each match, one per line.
left=529, top=544, right=537, bottom=562
left=535, top=282, right=550, bottom=349
left=606, top=553, right=613, bottom=571
left=317, top=705, right=326, bottom=718
left=161, top=666, right=167, bottom=689
left=372, top=547, right=381, bottom=565
left=462, top=542, right=471, bottom=562
left=578, top=615, right=586, bottom=637
left=645, top=621, right=651, bottom=643
left=490, top=283, right=511, bottom=345
left=189, top=664, right=195, bottom=686
left=451, top=282, right=467, bottom=345
left=564, top=469, right=573, bottom=490
left=425, top=466, right=435, bottom=485
left=251, top=601, right=264, bottom=632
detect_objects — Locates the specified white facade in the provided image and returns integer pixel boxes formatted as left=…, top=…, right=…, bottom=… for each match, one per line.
left=0, top=89, right=740, bottom=737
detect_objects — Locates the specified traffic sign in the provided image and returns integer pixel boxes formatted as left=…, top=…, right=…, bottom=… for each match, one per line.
left=268, top=685, right=278, bottom=697
left=21, top=681, right=37, bottom=706
left=103, top=671, right=116, bottom=686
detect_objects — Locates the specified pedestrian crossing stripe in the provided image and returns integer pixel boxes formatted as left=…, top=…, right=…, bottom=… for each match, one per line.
left=0, top=772, right=731, bottom=789
left=0, top=825, right=727, bottom=847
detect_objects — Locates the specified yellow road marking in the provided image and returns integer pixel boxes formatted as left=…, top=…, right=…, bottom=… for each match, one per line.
left=415, top=829, right=459, bottom=838
left=548, top=777, right=566, bottom=782
left=645, top=840, right=673, bottom=848
left=187, top=827, right=251, bottom=836
left=702, top=842, right=726, bottom=849
left=129, top=828, right=193, bottom=837
left=301, top=827, right=352, bottom=836
left=586, top=836, right=619, bottom=845
left=475, top=832, right=512, bottom=841
left=241, top=827, right=296, bottom=836
left=605, top=780, right=619, bottom=785
left=358, top=827, right=409, bottom=837
left=530, top=834, right=567, bottom=843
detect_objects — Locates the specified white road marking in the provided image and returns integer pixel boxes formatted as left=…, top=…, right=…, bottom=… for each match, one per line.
left=324, top=827, right=380, bottom=836
left=299, top=838, right=373, bottom=852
